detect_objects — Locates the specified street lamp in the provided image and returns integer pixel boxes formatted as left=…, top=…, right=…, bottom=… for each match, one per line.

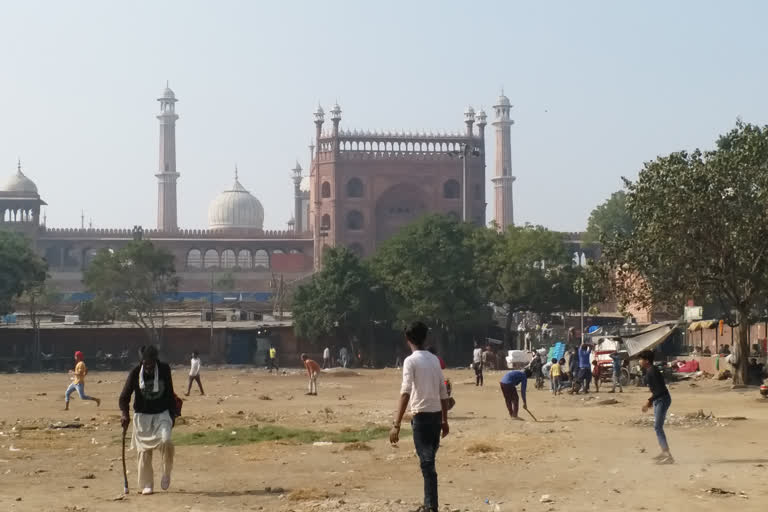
left=576, top=254, right=587, bottom=344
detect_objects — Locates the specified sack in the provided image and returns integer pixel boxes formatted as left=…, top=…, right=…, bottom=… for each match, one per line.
left=174, top=393, right=184, bottom=416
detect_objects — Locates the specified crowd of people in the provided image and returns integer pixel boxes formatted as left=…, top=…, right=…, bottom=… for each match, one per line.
left=59, top=329, right=761, bottom=512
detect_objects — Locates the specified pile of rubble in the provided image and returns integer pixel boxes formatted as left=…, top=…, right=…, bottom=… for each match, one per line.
left=627, top=409, right=743, bottom=428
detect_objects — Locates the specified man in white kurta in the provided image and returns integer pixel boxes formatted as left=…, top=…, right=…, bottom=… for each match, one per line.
left=119, top=346, right=178, bottom=495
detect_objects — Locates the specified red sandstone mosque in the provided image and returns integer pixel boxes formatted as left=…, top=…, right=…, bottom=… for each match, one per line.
left=0, top=86, right=531, bottom=297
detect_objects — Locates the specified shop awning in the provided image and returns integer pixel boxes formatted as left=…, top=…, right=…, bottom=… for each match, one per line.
left=688, top=320, right=717, bottom=331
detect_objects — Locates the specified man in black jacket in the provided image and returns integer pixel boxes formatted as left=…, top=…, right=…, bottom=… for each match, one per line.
left=638, top=350, right=674, bottom=464
left=119, top=346, right=178, bottom=495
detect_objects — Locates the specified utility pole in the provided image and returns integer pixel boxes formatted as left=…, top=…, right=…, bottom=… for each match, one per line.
left=209, top=272, right=214, bottom=345
left=580, top=277, right=584, bottom=345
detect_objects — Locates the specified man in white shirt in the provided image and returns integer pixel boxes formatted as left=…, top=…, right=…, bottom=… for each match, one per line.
left=322, top=346, right=331, bottom=368
left=184, top=351, right=204, bottom=396
left=472, top=341, right=484, bottom=386
left=390, top=321, right=450, bottom=512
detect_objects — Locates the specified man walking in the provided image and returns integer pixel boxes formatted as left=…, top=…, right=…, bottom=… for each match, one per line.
left=119, top=346, right=179, bottom=495
left=185, top=351, right=204, bottom=396
left=609, top=351, right=624, bottom=393
left=322, top=346, right=331, bottom=369
left=64, top=351, right=101, bottom=410
left=499, top=368, right=531, bottom=419
left=639, top=350, right=674, bottom=464
left=339, top=346, right=349, bottom=368
left=301, top=353, right=321, bottom=395
left=267, top=344, right=279, bottom=373
left=390, top=322, right=450, bottom=512
left=567, top=347, right=579, bottom=384
left=472, top=341, right=484, bottom=386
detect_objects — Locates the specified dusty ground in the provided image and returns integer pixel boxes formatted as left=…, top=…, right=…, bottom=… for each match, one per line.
left=0, top=366, right=767, bottom=512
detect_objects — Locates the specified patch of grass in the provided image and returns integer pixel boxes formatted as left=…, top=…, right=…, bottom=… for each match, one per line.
left=174, top=424, right=392, bottom=447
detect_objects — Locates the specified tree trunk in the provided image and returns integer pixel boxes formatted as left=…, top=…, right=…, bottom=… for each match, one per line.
left=732, top=311, right=750, bottom=386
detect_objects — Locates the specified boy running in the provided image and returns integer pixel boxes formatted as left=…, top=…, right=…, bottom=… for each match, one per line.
left=499, top=368, right=532, bottom=419
left=639, top=350, right=674, bottom=464
left=64, top=351, right=101, bottom=410
left=302, top=353, right=321, bottom=395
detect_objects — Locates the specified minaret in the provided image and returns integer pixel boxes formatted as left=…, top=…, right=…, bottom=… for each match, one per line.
left=156, top=83, right=180, bottom=232
left=491, top=90, right=515, bottom=230
left=291, top=161, right=303, bottom=233
left=312, top=105, right=325, bottom=270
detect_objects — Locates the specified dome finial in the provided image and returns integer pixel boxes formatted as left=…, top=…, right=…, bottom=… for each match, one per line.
left=234, top=164, right=239, bottom=181
left=17, top=157, right=21, bottom=174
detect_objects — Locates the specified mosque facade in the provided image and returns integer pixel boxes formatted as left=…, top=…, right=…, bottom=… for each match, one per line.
left=0, top=86, right=593, bottom=296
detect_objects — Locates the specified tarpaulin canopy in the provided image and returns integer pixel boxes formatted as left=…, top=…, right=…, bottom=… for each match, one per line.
left=621, top=322, right=678, bottom=357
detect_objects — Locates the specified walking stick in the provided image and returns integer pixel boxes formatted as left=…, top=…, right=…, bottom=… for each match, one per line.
left=524, top=407, right=538, bottom=422
left=121, top=424, right=129, bottom=494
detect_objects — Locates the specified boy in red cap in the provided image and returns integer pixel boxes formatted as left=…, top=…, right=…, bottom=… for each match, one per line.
left=65, top=351, right=101, bottom=410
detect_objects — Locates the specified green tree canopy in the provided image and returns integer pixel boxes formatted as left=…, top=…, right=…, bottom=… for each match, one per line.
left=83, top=241, right=179, bottom=348
left=0, top=231, right=47, bottom=316
left=473, top=224, right=580, bottom=344
left=603, top=121, right=768, bottom=385
left=371, top=215, right=489, bottom=339
left=584, top=190, right=633, bottom=244
left=293, top=247, right=386, bottom=361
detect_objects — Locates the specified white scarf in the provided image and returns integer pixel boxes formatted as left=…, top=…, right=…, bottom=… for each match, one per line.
left=139, top=364, right=159, bottom=393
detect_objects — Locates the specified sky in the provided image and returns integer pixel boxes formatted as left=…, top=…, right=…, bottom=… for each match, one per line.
left=2, top=0, right=768, bottom=232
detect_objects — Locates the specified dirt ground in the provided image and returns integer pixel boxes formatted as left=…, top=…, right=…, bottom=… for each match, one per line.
left=1, top=366, right=767, bottom=512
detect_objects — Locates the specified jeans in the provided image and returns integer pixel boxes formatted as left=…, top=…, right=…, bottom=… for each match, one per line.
left=65, top=382, right=92, bottom=402
left=412, top=411, right=442, bottom=510
left=579, top=367, right=592, bottom=392
left=653, top=394, right=672, bottom=451
left=612, top=371, right=623, bottom=392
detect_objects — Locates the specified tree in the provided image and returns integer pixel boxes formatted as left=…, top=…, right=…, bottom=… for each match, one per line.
left=603, top=121, right=768, bottom=385
left=83, top=241, right=179, bottom=350
left=473, top=224, right=580, bottom=347
left=371, top=215, right=489, bottom=355
left=293, top=247, right=386, bottom=363
left=0, top=231, right=47, bottom=317
left=584, top=190, right=633, bottom=244
left=17, top=283, right=62, bottom=370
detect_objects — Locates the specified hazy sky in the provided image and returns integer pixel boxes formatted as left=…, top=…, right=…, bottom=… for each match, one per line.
left=2, top=1, right=767, bottom=232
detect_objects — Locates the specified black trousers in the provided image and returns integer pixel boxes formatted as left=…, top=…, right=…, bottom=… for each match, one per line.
left=187, top=374, right=204, bottom=394
left=412, top=411, right=442, bottom=510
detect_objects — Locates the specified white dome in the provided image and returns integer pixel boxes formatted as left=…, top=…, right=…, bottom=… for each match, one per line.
left=207, top=178, right=264, bottom=230
left=299, top=176, right=311, bottom=192
left=1, top=165, right=38, bottom=195
left=162, top=87, right=176, bottom=99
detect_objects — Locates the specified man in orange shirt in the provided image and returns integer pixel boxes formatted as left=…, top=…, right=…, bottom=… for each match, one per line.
left=65, top=351, right=101, bottom=410
left=301, top=353, right=321, bottom=396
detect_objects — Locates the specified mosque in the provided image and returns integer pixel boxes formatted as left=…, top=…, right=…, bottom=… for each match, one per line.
left=0, top=85, right=582, bottom=298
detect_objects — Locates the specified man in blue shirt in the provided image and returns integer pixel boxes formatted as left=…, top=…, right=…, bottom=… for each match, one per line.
left=576, top=343, right=593, bottom=394
left=499, top=368, right=531, bottom=419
